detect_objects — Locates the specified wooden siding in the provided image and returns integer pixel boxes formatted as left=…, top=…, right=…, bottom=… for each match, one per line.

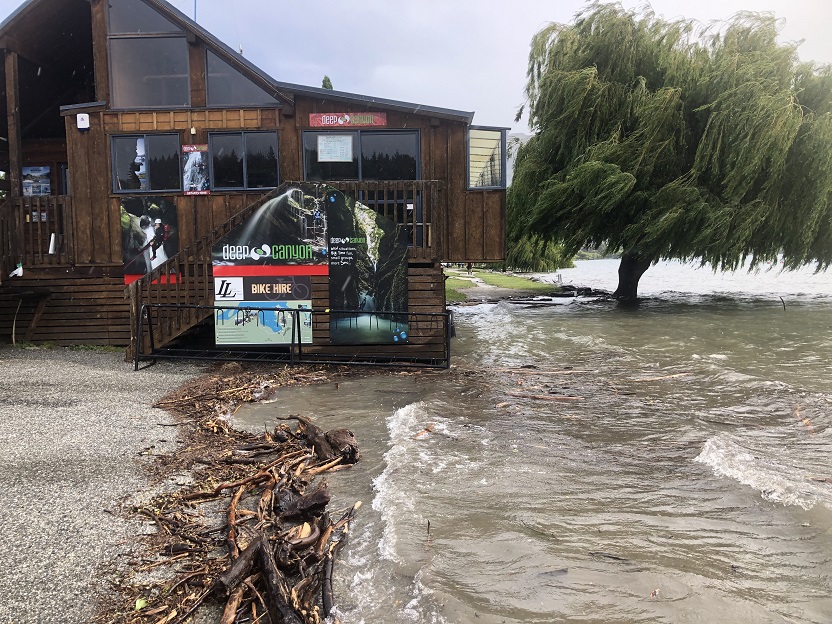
left=64, top=110, right=110, bottom=264
left=0, top=274, right=130, bottom=345
left=102, top=109, right=279, bottom=133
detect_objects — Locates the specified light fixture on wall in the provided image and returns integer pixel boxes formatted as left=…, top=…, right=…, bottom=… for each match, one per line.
left=190, top=126, right=197, bottom=136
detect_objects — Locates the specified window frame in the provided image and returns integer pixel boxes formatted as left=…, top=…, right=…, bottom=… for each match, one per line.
left=111, top=133, right=182, bottom=194
left=208, top=131, right=280, bottom=191
left=107, top=0, right=190, bottom=110
left=466, top=125, right=508, bottom=190
left=301, top=129, right=421, bottom=182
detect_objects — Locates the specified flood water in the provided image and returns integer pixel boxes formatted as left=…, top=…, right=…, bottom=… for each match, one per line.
left=236, top=259, right=832, bottom=623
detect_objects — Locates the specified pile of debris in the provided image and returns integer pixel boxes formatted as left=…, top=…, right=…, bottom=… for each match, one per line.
left=98, top=363, right=373, bottom=624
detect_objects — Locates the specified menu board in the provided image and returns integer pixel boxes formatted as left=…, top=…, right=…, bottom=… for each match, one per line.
left=317, top=135, right=353, bottom=162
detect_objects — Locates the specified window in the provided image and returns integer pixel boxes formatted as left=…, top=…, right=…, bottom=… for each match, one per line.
left=303, top=130, right=419, bottom=181
left=108, top=0, right=181, bottom=34
left=210, top=132, right=278, bottom=190
left=108, top=0, right=190, bottom=108
left=112, top=134, right=181, bottom=192
left=303, top=130, right=423, bottom=245
left=468, top=127, right=507, bottom=189
left=206, top=51, right=279, bottom=107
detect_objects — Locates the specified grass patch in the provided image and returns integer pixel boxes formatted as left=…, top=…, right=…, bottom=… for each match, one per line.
left=445, top=277, right=471, bottom=303
left=447, top=268, right=560, bottom=294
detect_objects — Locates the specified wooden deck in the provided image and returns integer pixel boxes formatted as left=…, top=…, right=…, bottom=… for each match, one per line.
left=0, top=182, right=448, bottom=356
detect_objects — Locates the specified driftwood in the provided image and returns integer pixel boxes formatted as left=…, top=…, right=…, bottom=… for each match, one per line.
left=126, top=415, right=361, bottom=624
left=281, top=416, right=361, bottom=465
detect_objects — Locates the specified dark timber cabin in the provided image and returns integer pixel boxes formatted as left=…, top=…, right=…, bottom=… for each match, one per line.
left=0, top=0, right=507, bottom=367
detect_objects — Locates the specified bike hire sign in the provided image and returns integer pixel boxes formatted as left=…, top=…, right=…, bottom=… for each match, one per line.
left=211, top=185, right=328, bottom=346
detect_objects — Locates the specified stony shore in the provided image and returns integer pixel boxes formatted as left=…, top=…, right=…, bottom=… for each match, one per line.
left=0, top=346, right=201, bottom=623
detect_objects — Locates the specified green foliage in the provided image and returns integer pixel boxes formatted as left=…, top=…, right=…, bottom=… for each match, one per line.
left=509, top=2, right=832, bottom=284
left=322, top=75, right=333, bottom=90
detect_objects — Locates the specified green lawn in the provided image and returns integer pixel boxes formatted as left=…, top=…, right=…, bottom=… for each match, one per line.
left=444, top=268, right=561, bottom=300
left=445, top=277, right=471, bottom=303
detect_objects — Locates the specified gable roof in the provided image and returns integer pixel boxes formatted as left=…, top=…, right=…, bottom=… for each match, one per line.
left=0, top=0, right=475, bottom=124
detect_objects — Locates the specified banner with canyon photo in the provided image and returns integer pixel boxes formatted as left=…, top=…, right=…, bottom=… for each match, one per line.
left=211, top=183, right=408, bottom=346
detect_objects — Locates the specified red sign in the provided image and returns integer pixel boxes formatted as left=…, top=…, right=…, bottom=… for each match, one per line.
left=309, top=112, right=387, bottom=127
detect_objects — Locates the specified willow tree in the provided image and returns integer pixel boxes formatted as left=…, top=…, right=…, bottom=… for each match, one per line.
left=509, top=3, right=832, bottom=299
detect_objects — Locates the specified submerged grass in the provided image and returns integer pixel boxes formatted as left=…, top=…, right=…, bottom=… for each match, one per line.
left=445, top=267, right=561, bottom=297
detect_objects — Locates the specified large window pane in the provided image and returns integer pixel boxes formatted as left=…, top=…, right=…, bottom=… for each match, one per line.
left=113, top=136, right=146, bottom=191
left=361, top=132, right=418, bottom=180
left=206, top=51, right=278, bottom=107
left=108, top=0, right=181, bottom=34
left=146, top=134, right=181, bottom=190
left=113, top=134, right=180, bottom=192
left=245, top=133, right=279, bottom=188
left=303, top=132, right=359, bottom=181
left=468, top=128, right=505, bottom=188
left=110, top=37, right=190, bottom=108
left=212, top=134, right=244, bottom=188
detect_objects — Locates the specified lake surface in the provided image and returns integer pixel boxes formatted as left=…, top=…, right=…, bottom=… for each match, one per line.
left=236, top=259, right=832, bottom=623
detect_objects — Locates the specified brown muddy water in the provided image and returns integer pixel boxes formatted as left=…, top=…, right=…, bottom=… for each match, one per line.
left=235, top=259, right=832, bottom=623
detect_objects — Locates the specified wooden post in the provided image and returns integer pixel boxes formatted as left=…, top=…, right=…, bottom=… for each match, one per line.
left=5, top=50, right=22, bottom=199
left=89, top=0, right=110, bottom=103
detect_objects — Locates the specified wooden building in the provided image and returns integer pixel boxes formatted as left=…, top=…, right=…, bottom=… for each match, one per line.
left=0, top=0, right=506, bottom=366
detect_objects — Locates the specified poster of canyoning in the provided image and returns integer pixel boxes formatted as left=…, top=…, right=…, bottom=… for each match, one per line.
left=326, top=191, right=409, bottom=345
left=120, top=196, right=179, bottom=284
left=211, top=183, right=408, bottom=347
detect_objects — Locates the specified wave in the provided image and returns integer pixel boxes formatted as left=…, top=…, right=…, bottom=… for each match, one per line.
left=695, top=434, right=832, bottom=511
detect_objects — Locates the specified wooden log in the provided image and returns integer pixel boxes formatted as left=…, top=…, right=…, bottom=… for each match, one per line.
left=257, top=535, right=303, bottom=624
left=325, top=428, right=360, bottom=464
left=280, top=480, right=331, bottom=519
left=297, top=416, right=336, bottom=461
left=220, top=584, right=245, bottom=624
left=216, top=539, right=260, bottom=595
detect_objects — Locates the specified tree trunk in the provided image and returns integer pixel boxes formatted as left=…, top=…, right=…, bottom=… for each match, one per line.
left=613, top=252, right=652, bottom=301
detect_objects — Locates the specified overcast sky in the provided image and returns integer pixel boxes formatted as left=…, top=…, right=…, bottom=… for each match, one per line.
left=1, top=0, right=830, bottom=134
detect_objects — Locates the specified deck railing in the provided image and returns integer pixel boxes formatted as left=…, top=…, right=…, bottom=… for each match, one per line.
left=126, top=180, right=444, bottom=358
left=329, top=180, right=445, bottom=260
left=0, top=200, right=15, bottom=283
left=0, top=196, right=74, bottom=269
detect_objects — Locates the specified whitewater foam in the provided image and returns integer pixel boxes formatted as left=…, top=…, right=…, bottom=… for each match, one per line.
left=695, top=434, right=831, bottom=510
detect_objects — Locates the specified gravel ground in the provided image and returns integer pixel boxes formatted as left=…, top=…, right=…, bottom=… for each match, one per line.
left=0, top=346, right=202, bottom=624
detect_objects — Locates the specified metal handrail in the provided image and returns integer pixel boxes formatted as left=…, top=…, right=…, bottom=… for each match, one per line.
left=135, top=303, right=451, bottom=370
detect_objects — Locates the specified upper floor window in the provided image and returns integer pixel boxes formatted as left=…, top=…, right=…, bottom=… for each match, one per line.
left=108, top=0, right=190, bottom=108
left=206, top=52, right=279, bottom=107
left=108, top=0, right=182, bottom=34
left=210, top=132, right=279, bottom=190
left=468, top=127, right=507, bottom=189
left=302, top=130, right=419, bottom=181
left=112, top=134, right=181, bottom=192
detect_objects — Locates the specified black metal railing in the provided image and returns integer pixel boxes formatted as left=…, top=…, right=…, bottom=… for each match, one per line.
left=134, top=303, right=451, bottom=370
